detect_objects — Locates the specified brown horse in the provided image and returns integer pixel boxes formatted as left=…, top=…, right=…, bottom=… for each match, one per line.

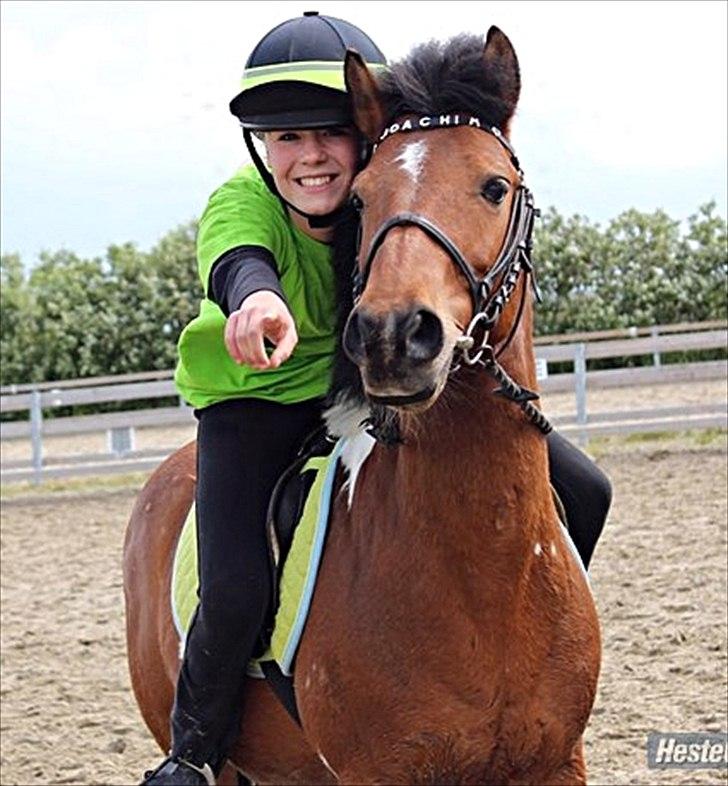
left=124, top=28, right=600, bottom=785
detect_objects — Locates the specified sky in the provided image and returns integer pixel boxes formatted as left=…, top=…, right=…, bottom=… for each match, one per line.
left=1, top=0, right=726, bottom=266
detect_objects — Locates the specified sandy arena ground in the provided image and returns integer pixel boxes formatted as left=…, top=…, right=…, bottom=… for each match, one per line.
left=1, top=396, right=727, bottom=784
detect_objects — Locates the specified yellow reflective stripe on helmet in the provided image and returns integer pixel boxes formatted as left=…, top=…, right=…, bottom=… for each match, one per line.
left=241, top=60, right=388, bottom=92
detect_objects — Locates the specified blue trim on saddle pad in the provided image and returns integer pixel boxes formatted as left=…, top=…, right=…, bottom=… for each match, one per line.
left=278, top=438, right=343, bottom=674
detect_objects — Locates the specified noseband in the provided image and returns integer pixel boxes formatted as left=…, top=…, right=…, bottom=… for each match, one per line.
left=351, top=114, right=552, bottom=435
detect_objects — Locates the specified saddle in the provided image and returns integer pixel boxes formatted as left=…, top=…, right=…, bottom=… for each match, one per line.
left=171, top=425, right=341, bottom=726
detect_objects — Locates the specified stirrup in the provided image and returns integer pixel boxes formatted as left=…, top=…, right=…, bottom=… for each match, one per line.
left=180, top=760, right=215, bottom=786
left=141, top=755, right=216, bottom=786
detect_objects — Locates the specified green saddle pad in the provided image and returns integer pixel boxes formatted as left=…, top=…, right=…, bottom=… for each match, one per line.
left=171, top=441, right=343, bottom=677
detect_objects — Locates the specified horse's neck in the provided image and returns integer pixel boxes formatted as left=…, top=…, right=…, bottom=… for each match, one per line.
left=385, top=327, right=552, bottom=564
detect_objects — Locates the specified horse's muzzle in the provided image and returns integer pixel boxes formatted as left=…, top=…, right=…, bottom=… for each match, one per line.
left=343, top=305, right=445, bottom=402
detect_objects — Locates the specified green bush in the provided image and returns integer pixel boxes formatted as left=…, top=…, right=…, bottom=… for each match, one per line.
left=533, top=201, right=728, bottom=336
left=1, top=221, right=200, bottom=387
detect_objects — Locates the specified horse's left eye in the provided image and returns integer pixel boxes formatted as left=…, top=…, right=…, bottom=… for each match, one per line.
left=481, top=179, right=509, bottom=204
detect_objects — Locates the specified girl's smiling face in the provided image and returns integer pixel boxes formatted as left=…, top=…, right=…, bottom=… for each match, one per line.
left=264, top=127, right=359, bottom=239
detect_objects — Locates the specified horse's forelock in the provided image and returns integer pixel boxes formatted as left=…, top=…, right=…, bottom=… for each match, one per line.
left=380, top=33, right=516, bottom=130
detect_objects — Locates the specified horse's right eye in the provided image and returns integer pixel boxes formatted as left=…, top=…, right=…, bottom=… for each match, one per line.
left=350, top=193, right=364, bottom=211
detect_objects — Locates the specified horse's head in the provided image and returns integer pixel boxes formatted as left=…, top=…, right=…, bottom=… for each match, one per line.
left=342, top=28, right=535, bottom=412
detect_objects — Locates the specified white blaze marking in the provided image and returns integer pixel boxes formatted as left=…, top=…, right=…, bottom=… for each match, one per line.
left=395, top=140, right=427, bottom=182
left=534, top=542, right=543, bottom=556
left=550, top=542, right=557, bottom=556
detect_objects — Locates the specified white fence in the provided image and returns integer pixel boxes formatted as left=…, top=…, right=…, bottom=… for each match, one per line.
left=1, top=322, right=726, bottom=484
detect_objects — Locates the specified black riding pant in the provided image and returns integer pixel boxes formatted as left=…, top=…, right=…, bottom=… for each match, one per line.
left=171, top=397, right=324, bottom=769
left=170, top=398, right=611, bottom=769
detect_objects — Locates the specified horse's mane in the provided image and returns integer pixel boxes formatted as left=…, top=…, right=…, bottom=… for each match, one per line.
left=327, top=206, right=362, bottom=407
left=379, top=33, right=517, bottom=130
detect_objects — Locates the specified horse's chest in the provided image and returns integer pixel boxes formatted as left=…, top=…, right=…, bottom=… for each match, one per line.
left=295, top=650, right=571, bottom=784
left=296, top=578, right=561, bottom=781
left=295, top=494, right=596, bottom=782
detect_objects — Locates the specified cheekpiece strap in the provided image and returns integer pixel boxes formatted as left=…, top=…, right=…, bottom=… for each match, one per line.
left=376, top=114, right=522, bottom=174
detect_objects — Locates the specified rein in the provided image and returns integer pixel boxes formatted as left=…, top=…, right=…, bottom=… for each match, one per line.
left=351, top=114, right=553, bottom=436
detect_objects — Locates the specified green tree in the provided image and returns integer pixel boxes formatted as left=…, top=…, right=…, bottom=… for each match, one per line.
left=25, top=250, right=112, bottom=380
left=532, top=203, right=727, bottom=335
left=147, top=220, right=201, bottom=357
left=0, top=222, right=201, bottom=385
left=532, top=209, right=617, bottom=335
left=100, top=242, right=159, bottom=374
left=100, top=222, right=200, bottom=374
left=679, top=201, right=728, bottom=321
left=599, top=208, right=685, bottom=326
left=0, top=253, right=37, bottom=385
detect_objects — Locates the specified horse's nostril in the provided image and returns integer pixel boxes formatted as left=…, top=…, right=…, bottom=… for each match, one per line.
left=343, top=308, right=378, bottom=362
left=402, top=309, right=443, bottom=363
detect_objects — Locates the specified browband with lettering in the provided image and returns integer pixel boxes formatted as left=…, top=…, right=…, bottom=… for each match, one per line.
left=375, top=114, right=521, bottom=174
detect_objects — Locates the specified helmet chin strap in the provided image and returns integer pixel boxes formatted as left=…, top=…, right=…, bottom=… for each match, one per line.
left=243, top=129, right=350, bottom=229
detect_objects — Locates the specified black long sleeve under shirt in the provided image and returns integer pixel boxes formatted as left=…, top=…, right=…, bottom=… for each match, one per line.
left=209, top=245, right=288, bottom=317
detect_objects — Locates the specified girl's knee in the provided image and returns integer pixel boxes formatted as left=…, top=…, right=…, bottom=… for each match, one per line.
left=589, top=464, right=613, bottom=520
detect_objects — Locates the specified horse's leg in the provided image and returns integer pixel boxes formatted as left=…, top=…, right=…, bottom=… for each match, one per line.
left=543, top=737, right=587, bottom=786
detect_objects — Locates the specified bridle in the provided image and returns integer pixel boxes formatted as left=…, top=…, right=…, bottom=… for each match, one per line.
left=350, top=114, right=553, bottom=436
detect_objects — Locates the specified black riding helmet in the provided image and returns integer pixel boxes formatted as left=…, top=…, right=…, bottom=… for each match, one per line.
left=229, top=11, right=387, bottom=228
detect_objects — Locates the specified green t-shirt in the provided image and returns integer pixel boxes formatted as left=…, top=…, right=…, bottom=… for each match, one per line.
left=174, top=165, right=337, bottom=409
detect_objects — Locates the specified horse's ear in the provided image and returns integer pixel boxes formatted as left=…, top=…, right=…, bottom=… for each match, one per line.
left=345, top=49, right=387, bottom=143
left=483, top=26, right=520, bottom=131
